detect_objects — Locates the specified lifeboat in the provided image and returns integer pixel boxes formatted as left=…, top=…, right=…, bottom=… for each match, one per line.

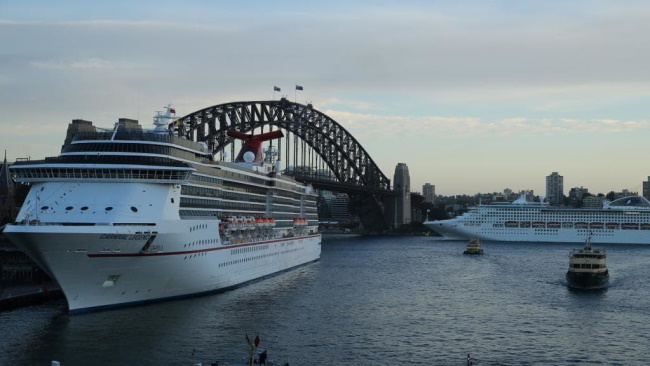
left=622, top=223, right=639, bottom=230
left=293, top=218, right=307, bottom=227
left=606, top=222, right=620, bottom=229
left=547, top=222, right=561, bottom=229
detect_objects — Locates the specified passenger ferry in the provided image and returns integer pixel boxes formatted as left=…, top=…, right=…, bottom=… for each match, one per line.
left=463, top=237, right=484, bottom=255
left=3, top=106, right=321, bottom=313
left=424, top=193, right=650, bottom=244
left=566, top=233, right=609, bottom=289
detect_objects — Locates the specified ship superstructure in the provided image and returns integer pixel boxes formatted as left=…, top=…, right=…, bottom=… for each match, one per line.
left=425, top=194, right=650, bottom=244
left=3, top=106, right=321, bottom=313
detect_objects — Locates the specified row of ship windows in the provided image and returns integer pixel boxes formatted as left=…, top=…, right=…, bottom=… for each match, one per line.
left=36, top=205, right=138, bottom=213
left=217, top=247, right=302, bottom=267
left=180, top=198, right=309, bottom=215
left=191, top=175, right=266, bottom=195
left=572, top=254, right=605, bottom=259
left=14, top=168, right=190, bottom=181
left=191, top=173, right=309, bottom=198
left=183, top=239, right=217, bottom=247
left=491, top=212, right=649, bottom=219
left=179, top=210, right=318, bottom=224
left=181, top=198, right=265, bottom=211
left=190, top=224, right=207, bottom=232
left=193, top=166, right=268, bottom=187
left=183, top=189, right=317, bottom=208
left=184, top=252, right=208, bottom=260
left=64, top=142, right=203, bottom=161
left=494, top=221, right=650, bottom=230
left=570, top=264, right=606, bottom=269
left=232, top=244, right=269, bottom=255
left=182, top=186, right=267, bottom=203
left=73, top=132, right=202, bottom=152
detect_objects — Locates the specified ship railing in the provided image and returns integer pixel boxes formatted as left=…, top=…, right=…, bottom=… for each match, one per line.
left=12, top=220, right=115, bottom=227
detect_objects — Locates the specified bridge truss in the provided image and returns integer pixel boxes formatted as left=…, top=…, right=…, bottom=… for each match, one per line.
left=172, top=98, right=391, bottom=192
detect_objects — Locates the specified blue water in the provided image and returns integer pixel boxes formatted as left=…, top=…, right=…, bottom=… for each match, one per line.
left=2, top=235, right=650, bottom=365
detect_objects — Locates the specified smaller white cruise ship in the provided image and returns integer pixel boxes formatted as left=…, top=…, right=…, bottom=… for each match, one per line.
left=424, top=194, right=650, bottom=245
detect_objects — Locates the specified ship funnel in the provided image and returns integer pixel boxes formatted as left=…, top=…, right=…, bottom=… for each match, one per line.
left=227, top=130, right=284, bottom=164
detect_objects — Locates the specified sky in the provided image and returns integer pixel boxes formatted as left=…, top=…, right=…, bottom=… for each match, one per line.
left=1, top=0, right=650, bottom=196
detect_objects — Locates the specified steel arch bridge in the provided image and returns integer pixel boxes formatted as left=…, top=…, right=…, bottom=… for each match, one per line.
left=171, top=98, right=394, bottom=231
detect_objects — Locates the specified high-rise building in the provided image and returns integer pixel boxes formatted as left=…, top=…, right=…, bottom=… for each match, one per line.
left=0, top=151, right=16, bottom=223
left=393, top=163, right=411, bottom=226
left=422, top=183, right=435, bottom=203
left=546, top=172, right=564, bottom=205
left=643, top=176, right=650, bottom=200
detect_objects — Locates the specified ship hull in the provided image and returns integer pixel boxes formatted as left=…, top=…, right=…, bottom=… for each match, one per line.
left=4, top=224, right=321, bottom=313
left=566, top=271, right=609, bottom=290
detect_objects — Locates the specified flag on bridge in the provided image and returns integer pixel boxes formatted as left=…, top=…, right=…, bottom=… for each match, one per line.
left=273, top=86, right=281, bottom=92
left=295, top=85, right=303, bottom=91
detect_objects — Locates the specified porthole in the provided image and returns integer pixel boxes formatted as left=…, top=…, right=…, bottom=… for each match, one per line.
left=81, top=206, right=89, bottom=211
left=66, top=206, right=73, bottom=211
left=41, top=206, right=49, bottom=210
left=105, top=207, right=113, bottom=211
left=131, top=206, right=138, bottom=212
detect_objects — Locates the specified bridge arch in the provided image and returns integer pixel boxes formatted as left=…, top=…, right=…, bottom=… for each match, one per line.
left=172, top=98, right=391, bottom=191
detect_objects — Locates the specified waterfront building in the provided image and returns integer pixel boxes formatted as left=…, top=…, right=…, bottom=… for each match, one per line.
left=0, top=152, right=15, bottom=224
left=546, top=172, right=564, bottom=205
left=1, top=152, right=46, bottom=285
left=568, top=186, right=589, bottom=207
left=583, top=195, right=604, bottom=208
left=423, top=183, right=435, bottom=204
left=644, top=177, right=650, bottom=200
left=613, top=189, right=638, bottom=200
left=393, top=163, right=411, bottom=226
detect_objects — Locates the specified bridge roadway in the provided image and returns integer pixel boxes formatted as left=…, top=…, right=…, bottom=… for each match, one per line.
left=287, top=173, right=396, bottom=232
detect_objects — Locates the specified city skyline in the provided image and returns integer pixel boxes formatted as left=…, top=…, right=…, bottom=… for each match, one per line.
left=2, top=1, right=650, bottom=196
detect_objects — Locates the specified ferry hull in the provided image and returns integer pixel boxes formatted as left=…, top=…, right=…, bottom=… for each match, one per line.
left=566, top=271, right=609, bottom=290
left=4, top=226, right=321, bottom=313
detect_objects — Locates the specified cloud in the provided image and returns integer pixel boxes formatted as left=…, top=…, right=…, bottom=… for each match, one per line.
left=323, top=109, right=650, bottom=139
left=30, top=57, right=127, bottom=70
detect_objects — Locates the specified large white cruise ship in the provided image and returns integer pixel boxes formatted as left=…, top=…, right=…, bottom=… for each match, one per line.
left=3, top=106, right=321, bottom=313
left=424, top=194, right=650, bottom=244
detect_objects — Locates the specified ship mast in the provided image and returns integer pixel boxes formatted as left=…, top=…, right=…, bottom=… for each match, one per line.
left=153, top=104, right=177, bottom=133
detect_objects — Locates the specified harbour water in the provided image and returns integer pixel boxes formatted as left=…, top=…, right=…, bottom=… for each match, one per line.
left=1, top=234, right=650, bottom=365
